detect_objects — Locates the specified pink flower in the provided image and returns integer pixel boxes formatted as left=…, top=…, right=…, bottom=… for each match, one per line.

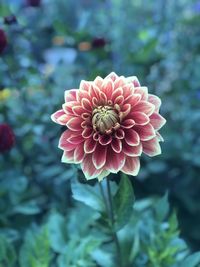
left=51, top=72, right=166, bottom=181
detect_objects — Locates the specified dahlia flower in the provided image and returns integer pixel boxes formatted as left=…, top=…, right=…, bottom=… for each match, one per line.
left=51, top=72, right=166, bottom=180
left=0, top=124, right=15, bottom=153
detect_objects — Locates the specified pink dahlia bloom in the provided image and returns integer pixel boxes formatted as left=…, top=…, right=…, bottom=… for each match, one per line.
left=51, top=72, right=166, bottom=181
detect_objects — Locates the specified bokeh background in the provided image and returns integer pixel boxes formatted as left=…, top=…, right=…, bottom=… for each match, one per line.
left=0, top=0, right=200, bottom=266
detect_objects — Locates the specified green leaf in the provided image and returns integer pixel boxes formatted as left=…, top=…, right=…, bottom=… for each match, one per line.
left=154, top=192, right=169, bottom=221
left=48, top=212, right=67, bottom=253
left=71, top=180, right=104, bottom=212
left=12, top=201, right=41, bottom=215
left=58, top=236, right=101, bottom=267
left=92, top=248, right=114, bottom=267
left=180, top=252, right=200, bottom=267
left=113, top=174, right=134, bottom=230
left=19, top=227, right=51, bottom=267
left=0, top=235, right=16, bottom=267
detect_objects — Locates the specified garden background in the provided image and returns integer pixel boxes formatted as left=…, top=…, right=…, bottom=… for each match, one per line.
left=0, top=0, right=200, bottom=266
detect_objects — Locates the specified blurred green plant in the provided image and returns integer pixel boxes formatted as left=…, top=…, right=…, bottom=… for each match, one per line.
left=1, top=177, right=199, bottom=267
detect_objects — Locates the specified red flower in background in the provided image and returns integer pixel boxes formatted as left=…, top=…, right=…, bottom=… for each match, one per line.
left=0, top=29, right=7, bottom=54
left=92, top=37, right=106, bottom=49
left=0, top=124, right=15, bottom=153
left=51, top=72, right=166, bottom=181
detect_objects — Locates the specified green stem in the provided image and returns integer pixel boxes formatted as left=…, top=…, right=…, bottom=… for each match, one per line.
left=99, top=181, right=123, bottom=266
left=99, top=182, right=110, bottom=217
left=106, top=178, right=123, bottom=267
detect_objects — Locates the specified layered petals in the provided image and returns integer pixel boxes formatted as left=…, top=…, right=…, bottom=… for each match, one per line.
left=150, top=113, right=166, bottom=130
left=51, top=72, right=166, bottom=181
left=51, top=110, right=71, bottom=125
left=122, top=156, right=140, bottom=176
left=134, top=123, right=156, bottom=141
left=142, top=137, right=161, bottom=157
left=81, top=154, right=103, bottom=180
left=106, top=148, right=125, bottom=173
left=92, top=144, right=107, bottom=169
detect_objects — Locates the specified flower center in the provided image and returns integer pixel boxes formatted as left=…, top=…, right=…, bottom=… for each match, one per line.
left=92, top=106, right=119, bottom=134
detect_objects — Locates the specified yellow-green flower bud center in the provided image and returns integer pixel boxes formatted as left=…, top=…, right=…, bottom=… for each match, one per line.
left=92, top=106, right=119, bottom=134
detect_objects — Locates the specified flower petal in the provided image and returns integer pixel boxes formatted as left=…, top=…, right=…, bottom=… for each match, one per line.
left=142, top=137, right=161, bottom=156
left=82, top=127, right=93, bottom=138
left=101, top=78, right=114, bottom=99
left=150, top=113, right=166, bottom=130
left=121, top=119, right=135, bottom=129
left=68, top=134, right=84, bottom=144
left=92, top=144, right=107, bottom=169
left=156, top=132, right=164, bottom=142
left=133, top=101, right=155, bottom=116
left=114, top=95, right=124, bottom=105
left=99, top=91, right=107, bottom=105
left=111, top=87, right=123, bottom=102
left=114, top=128, right=125, bottom=139
left=106, top=148, right=125, bottom=173
left=84, top=138, right=97, bottom=153
left=81, top=154, right=102, bottom=180
left=121, top=84, right=134, bottom=99
left=121, top=156, right=140, bottom=176
left=114, top=76, right=126, bottom=89
left=61, top=150, right=74, bottom=163
left=74, top=145, right=85, bottom=163
left=77, top=89, right=91, bottom=103
left=51, top=110, right=71, bottom=125
left=105, top=72, right=119, bottom=82
left=125, top=129, right=140, bottom=146
left=94, top=76, right=104, bottom=88
left=99, top=134, right=112, bottom=145
left=126, top=76, right=140, bottom=87
left=66, top=117, right=83, bottom=131
left=148, top=94, right=161, bottom=112
left=111, top=138, right=122, bottom=153
left=81, top=98, right=92, bottom=111
left=134, top=123, right=156, bottom=141
left=125, top=93, right=141, bottom=106
left=79, top=80, right=91, bottom=91
left=64, top=89, right=78, bottom=102
left=59, top=130, right=77, bottom=151
left=63, top=102, right=79, bottom=114
left=119, top=104, right=131, bottom=120
left=72, top=105, right=86, bottom=115
left=131, top=112, right=149, bottom=125
left=134, top=87, right=148, bottom=101
left=123, top=142, right=142, bottom=156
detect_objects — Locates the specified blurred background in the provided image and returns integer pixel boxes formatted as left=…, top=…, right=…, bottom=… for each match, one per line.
left=0, top=0, right=200, bottom=266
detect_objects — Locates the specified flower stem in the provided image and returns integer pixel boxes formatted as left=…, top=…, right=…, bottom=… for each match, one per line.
left=99, top=180, right=123, bottom=266
left=106, top=178, right=123, bottom=267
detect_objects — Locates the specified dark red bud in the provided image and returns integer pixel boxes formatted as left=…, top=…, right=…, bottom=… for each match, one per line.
left=0, top=29, right=7, bottom=54
left=0, top=124, right=15, bottom=153
left=92, top=37, right=106, bottom=49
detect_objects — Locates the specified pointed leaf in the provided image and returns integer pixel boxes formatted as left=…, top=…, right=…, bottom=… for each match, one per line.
left=180, top=252, right=200, bottom=267
left=113, top=174, right=135, bottom=230
left=71, top=180, right=104, bottom=212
